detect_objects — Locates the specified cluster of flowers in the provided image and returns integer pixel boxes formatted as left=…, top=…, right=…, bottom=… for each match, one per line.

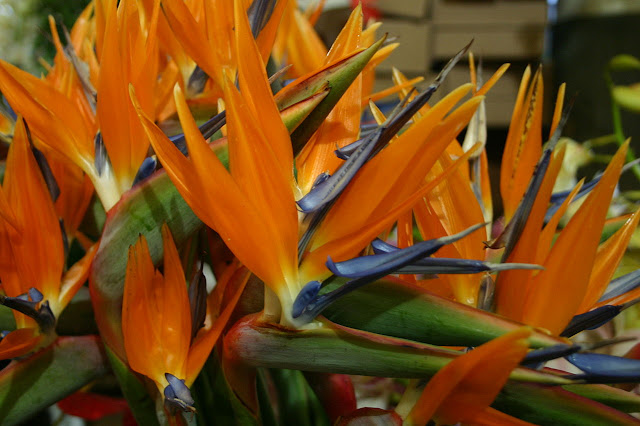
left=0, top=0, right=639, bottom=425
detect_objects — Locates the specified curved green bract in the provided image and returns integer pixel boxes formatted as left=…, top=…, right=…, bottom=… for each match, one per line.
left=494, top=382, right=640, bottom=425
left=0, top=336, right=108, bottom=425
left=224, top=314, right=571, bottom=386
left=322, top=277, right=564, bottom=349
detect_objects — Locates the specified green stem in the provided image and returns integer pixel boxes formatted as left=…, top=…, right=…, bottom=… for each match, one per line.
left=605, top=69, right=640, bottom=181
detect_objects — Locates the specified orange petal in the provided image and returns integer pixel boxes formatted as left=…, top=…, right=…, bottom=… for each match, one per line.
left=0, top=328, right=44, bottom=361
left=535, top=178, right=584, bottom=265
left=501, top=66, right=543, bottom=221
left=406, top=327, right=531, bottom=425
left=495, top=146, right=566, bottom=321
left=578, top=209, right=640, bottom=313
left=0, top=60, right=94, bottom=171
left=122, top=227, right=191, bottom=389
left=522, top=142, right=629, bottom=334
left=4, top=119, right=64, bottom=303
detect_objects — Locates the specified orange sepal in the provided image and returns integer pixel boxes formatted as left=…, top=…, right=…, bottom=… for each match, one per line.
left=161, top=0, right=221, bottom=84
left=234, top=0, right=294, bottom=179
left=535, top=178, right=584, bottom=265
left=522, top=142, right=629, bottom=334
left=4, top=119, right=64, bottom=303
left=495, top=146, right=566, bottom=321
left=406, top=327, right=531, bottom=426
left=122, top=226, right=191, bottom=389
left=0, top=60, right=94, bottom=171
left=0, top=328, right=45, bottom=361
left=578, top=209, right=640, bottom=313
left=501, top=67, right=544, bottom=221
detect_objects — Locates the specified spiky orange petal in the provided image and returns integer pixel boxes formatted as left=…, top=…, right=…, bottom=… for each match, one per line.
left=406, top=327, right=531, bottom=426
left=522, top=142, right=629, bottom=334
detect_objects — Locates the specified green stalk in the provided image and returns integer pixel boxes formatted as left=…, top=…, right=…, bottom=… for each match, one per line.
left=224, top=314, right=571, bottom=386
left=322, top=277, right=565, bottom=349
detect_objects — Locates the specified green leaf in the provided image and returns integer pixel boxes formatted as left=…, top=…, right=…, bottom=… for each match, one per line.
left=224, top=314, right=571, bottom=386
left=322, top=277, right=565, bottom=349
left=609, top=54, right=640, bottom=72
left=494, top=382, right=640, bottom=425
left=105, top=346, right=159, bottom=426
left=0, top=336, right=109, bottom=426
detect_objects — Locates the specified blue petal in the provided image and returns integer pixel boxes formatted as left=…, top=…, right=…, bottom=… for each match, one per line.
left=93, top=131, right=109, bottom=176
left=164, top=373, right=195, bottom=412
left=334, top=137, right=364, bottom=160
left=501, top=100, right=572, bottom=259
left=132, top=156, right=157, bottom=186
left=326, top=224, right=485, bottom=278
left=566, top=352, right=640, bottom=380
left=292, top=281, right=322, bottom=318
left=370, top=238, right=398, bottom=254
left=295, top=224, right=485, bottom=323
left=598, top=269, right=640, bottom=303
left=186, top=66, right=208, bottom=96
left=522, top=344, right=581, bottom=367
left=561, top=305, right=622, bottom=337
left=297, top=42, right=473, bottom=214
left=247, top=0, right=277, bottom=36
left=28, top=288, right=43, bottom=303
left=29, top=138, right=60, bottom=203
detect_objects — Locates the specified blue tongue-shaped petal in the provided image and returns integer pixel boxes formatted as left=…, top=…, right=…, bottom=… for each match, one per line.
left=132, top=155, right=157, bottom=186
left=561, top=298, right=640, bottom=337
left=297, top=41, right=473, bottom=214
left=522, top=344, right=582, bottom=367
left=561, top=305, right=622, bottom=337
left=344, top=239, right=542, bottom=278
left=598, top=269, right=640, bottom=303
left=370, top=238, right=397, bottom=254
left=326, top=224, right=485, bottom=278
left=164, top=373, right=195, bottom=413
left=293, top=224, right=484, bottom=323
left=566, top=352, right=640, bottom=382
